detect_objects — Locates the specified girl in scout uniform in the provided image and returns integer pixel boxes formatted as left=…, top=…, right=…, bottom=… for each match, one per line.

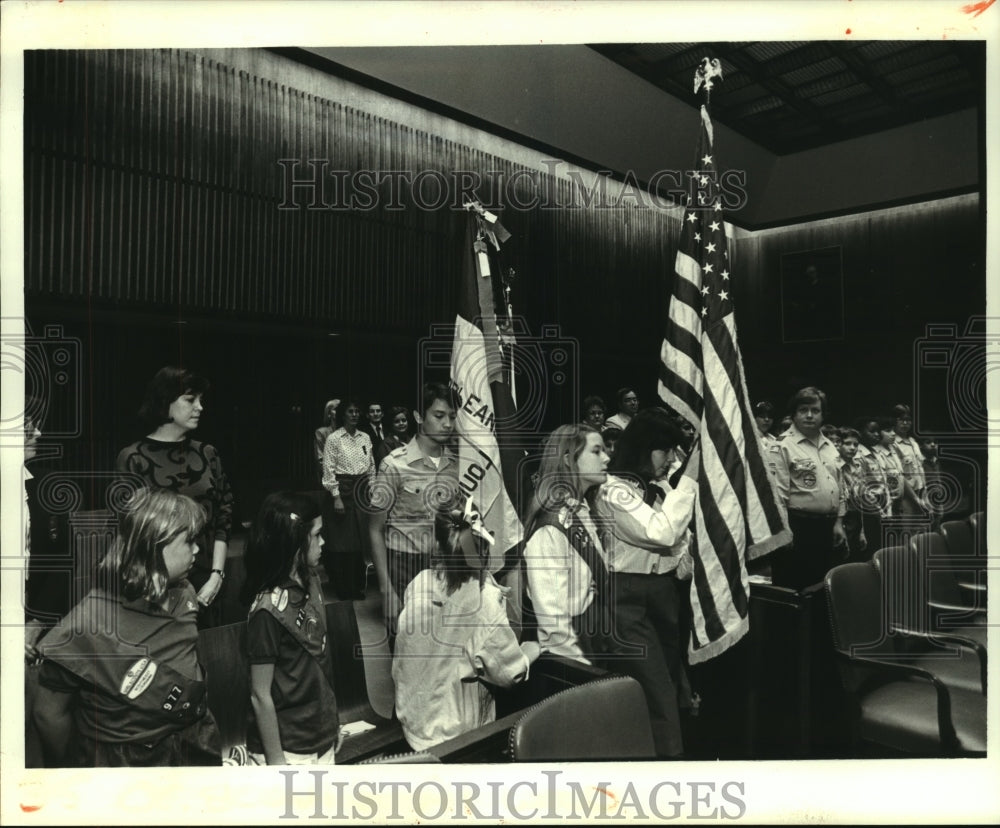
left=241, top=491, right=340, bottom=765
left=523, top=424, right=612, bottom=664
left=595, top=409, right=700, bottom=759
left=392, top=501, right=541, bottom=751
left=34, top=488, right=222, bottom=767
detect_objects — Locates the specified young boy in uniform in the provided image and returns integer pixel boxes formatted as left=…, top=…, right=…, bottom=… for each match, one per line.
left=368, top=383, right=460, bottom=635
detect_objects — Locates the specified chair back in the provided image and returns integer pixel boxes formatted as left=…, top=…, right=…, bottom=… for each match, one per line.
left=324, top=599, right=391, bottom=726
left=911, top=531, right=969, bottom=612
left=824, top=562, right=888, bottom=655
left=198, top=621, right=250, bottom=752
left=969, top=511, right=984, bottom=553
left=873, top=544, right=925, bottom=634
left=508, top=675, right=656, bottom=761
left=69, top=510, right=116, bottom=604
left=939, top=520, right=973, bottom=559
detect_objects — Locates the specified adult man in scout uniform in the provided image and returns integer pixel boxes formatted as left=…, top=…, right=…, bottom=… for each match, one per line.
left=368, top=383, right=460, bottom=634
left=767, top=386, right=847, bottom=591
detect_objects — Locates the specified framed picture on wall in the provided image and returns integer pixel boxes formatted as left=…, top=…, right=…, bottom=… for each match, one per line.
left=780, top=246, right=845, bottom=343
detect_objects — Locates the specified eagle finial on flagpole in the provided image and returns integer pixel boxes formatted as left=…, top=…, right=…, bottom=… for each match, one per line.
left=693, top=57, right=724, bottom=101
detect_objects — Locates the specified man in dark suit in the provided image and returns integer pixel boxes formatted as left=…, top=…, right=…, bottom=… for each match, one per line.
left=362, top=401, right=387, bottom=456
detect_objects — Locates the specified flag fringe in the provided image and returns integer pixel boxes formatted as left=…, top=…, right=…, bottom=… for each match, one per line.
left=747, top=527, right=792, bottom=560
left=688, top=613, right=748, bottom=665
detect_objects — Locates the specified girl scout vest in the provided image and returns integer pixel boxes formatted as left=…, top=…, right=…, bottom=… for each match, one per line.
left=248, top=573, right=339, bottom=720
left=526, top=502, right=613, bottom=657
left=39, top=586, right=209, bottom=742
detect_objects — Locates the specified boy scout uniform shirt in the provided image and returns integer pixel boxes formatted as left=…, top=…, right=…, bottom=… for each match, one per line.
left=873, top=444, right=905, bottom=501
left=856, top=444, right=891, bottom=517
left=893, top=435, right=926, bottom=493
left=768, top=424, right=845, bottom=517
left=375, top=437, right=459, bottom=557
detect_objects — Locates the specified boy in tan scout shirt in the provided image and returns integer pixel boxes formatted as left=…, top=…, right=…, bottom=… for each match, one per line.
left=368, top=383, right=460, bottom=635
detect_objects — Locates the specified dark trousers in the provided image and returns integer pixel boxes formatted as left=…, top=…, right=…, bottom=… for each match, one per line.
left=386, top=548, right=432, bottom=646
left=607, top=571, right=691, bottom=758
left=387, top=549, right=432, bottom=605
left=771, top=511, right=842, bottom=591
left=842, top=510, right=868, bottom=563
left=860, top=510, right=884, bottom=558
left=321, top=476, right=371, bottom=600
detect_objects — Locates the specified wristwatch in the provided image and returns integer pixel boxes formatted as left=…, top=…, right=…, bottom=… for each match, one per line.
left=212, top=568, right=225, bottom=580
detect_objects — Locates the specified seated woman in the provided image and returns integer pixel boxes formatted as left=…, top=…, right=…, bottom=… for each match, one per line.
left=522, top=424, right=611, bottom=664
left=33, top=488, right=222, bottom=767
left=594, top=409, right=700, bottom=759
left=392, top=503, right=540, bottom=751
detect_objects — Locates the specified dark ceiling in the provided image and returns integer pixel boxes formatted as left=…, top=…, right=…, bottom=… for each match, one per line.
left=590, top=41, right=985, bottom=155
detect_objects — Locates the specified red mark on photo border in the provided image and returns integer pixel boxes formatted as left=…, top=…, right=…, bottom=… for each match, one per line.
left=962, top=0, right=995, bottom=17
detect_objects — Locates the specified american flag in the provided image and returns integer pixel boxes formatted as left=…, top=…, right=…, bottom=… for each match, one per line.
left=658, top=105, right=791, bottom=664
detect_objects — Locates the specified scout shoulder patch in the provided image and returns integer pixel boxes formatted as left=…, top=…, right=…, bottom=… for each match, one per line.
left=120, top=657, right=158, bottom=699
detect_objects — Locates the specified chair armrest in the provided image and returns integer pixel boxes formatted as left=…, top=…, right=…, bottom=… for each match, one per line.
left=889, top=625, right=987, bottom=694
left=840, top=653, right=959, bottom=752
left=336, top=723, right=409, bottom=764
left=533, top=654, right=609, bottom=683
left=426, top=709, right=525, bottom=762
left=928, top=600, right=987, bottom=616
left=957, top=580, right=986, bottom=593
left=799, top=581, right=827, bottom=599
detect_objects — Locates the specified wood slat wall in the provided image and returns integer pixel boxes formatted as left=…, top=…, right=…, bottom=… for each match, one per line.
left=24, top=48, right=682, bottom=346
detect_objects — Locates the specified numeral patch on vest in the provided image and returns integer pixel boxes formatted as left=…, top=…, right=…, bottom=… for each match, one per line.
left=162, top=684, right=184, bottom=711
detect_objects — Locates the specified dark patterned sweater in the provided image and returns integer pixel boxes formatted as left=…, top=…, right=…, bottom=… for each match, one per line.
left=116, top=437, right=234, bottom=586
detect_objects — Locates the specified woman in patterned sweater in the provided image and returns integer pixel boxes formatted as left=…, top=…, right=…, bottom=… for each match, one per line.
left=116, top=366, right=234, bottom=627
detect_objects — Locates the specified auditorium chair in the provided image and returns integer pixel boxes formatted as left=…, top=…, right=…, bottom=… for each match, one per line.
left=910, top=532, right=986, bottom=648
left=199, top=600, right=409, bottom=763
left=198, top=621, right=252, bottom=754
left=872, top=544, right=986, bottom=695
left=323, top=599, right=407, bottom=763
left=68, top=509, right=115, bottom=604
left=824, top=562, right=986, bottom=757
left=418, top=655, right=611, bottom=763
left=507, top=675, right=656, bottom=761
left=940, top=516, right=988, bottom=611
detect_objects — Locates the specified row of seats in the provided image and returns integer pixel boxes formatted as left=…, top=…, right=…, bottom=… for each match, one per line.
left=824, top=511, right=988, bottom=757
left=198, top=599, right=642, bottom=764
left=362, top=676, right=656, bottom=764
